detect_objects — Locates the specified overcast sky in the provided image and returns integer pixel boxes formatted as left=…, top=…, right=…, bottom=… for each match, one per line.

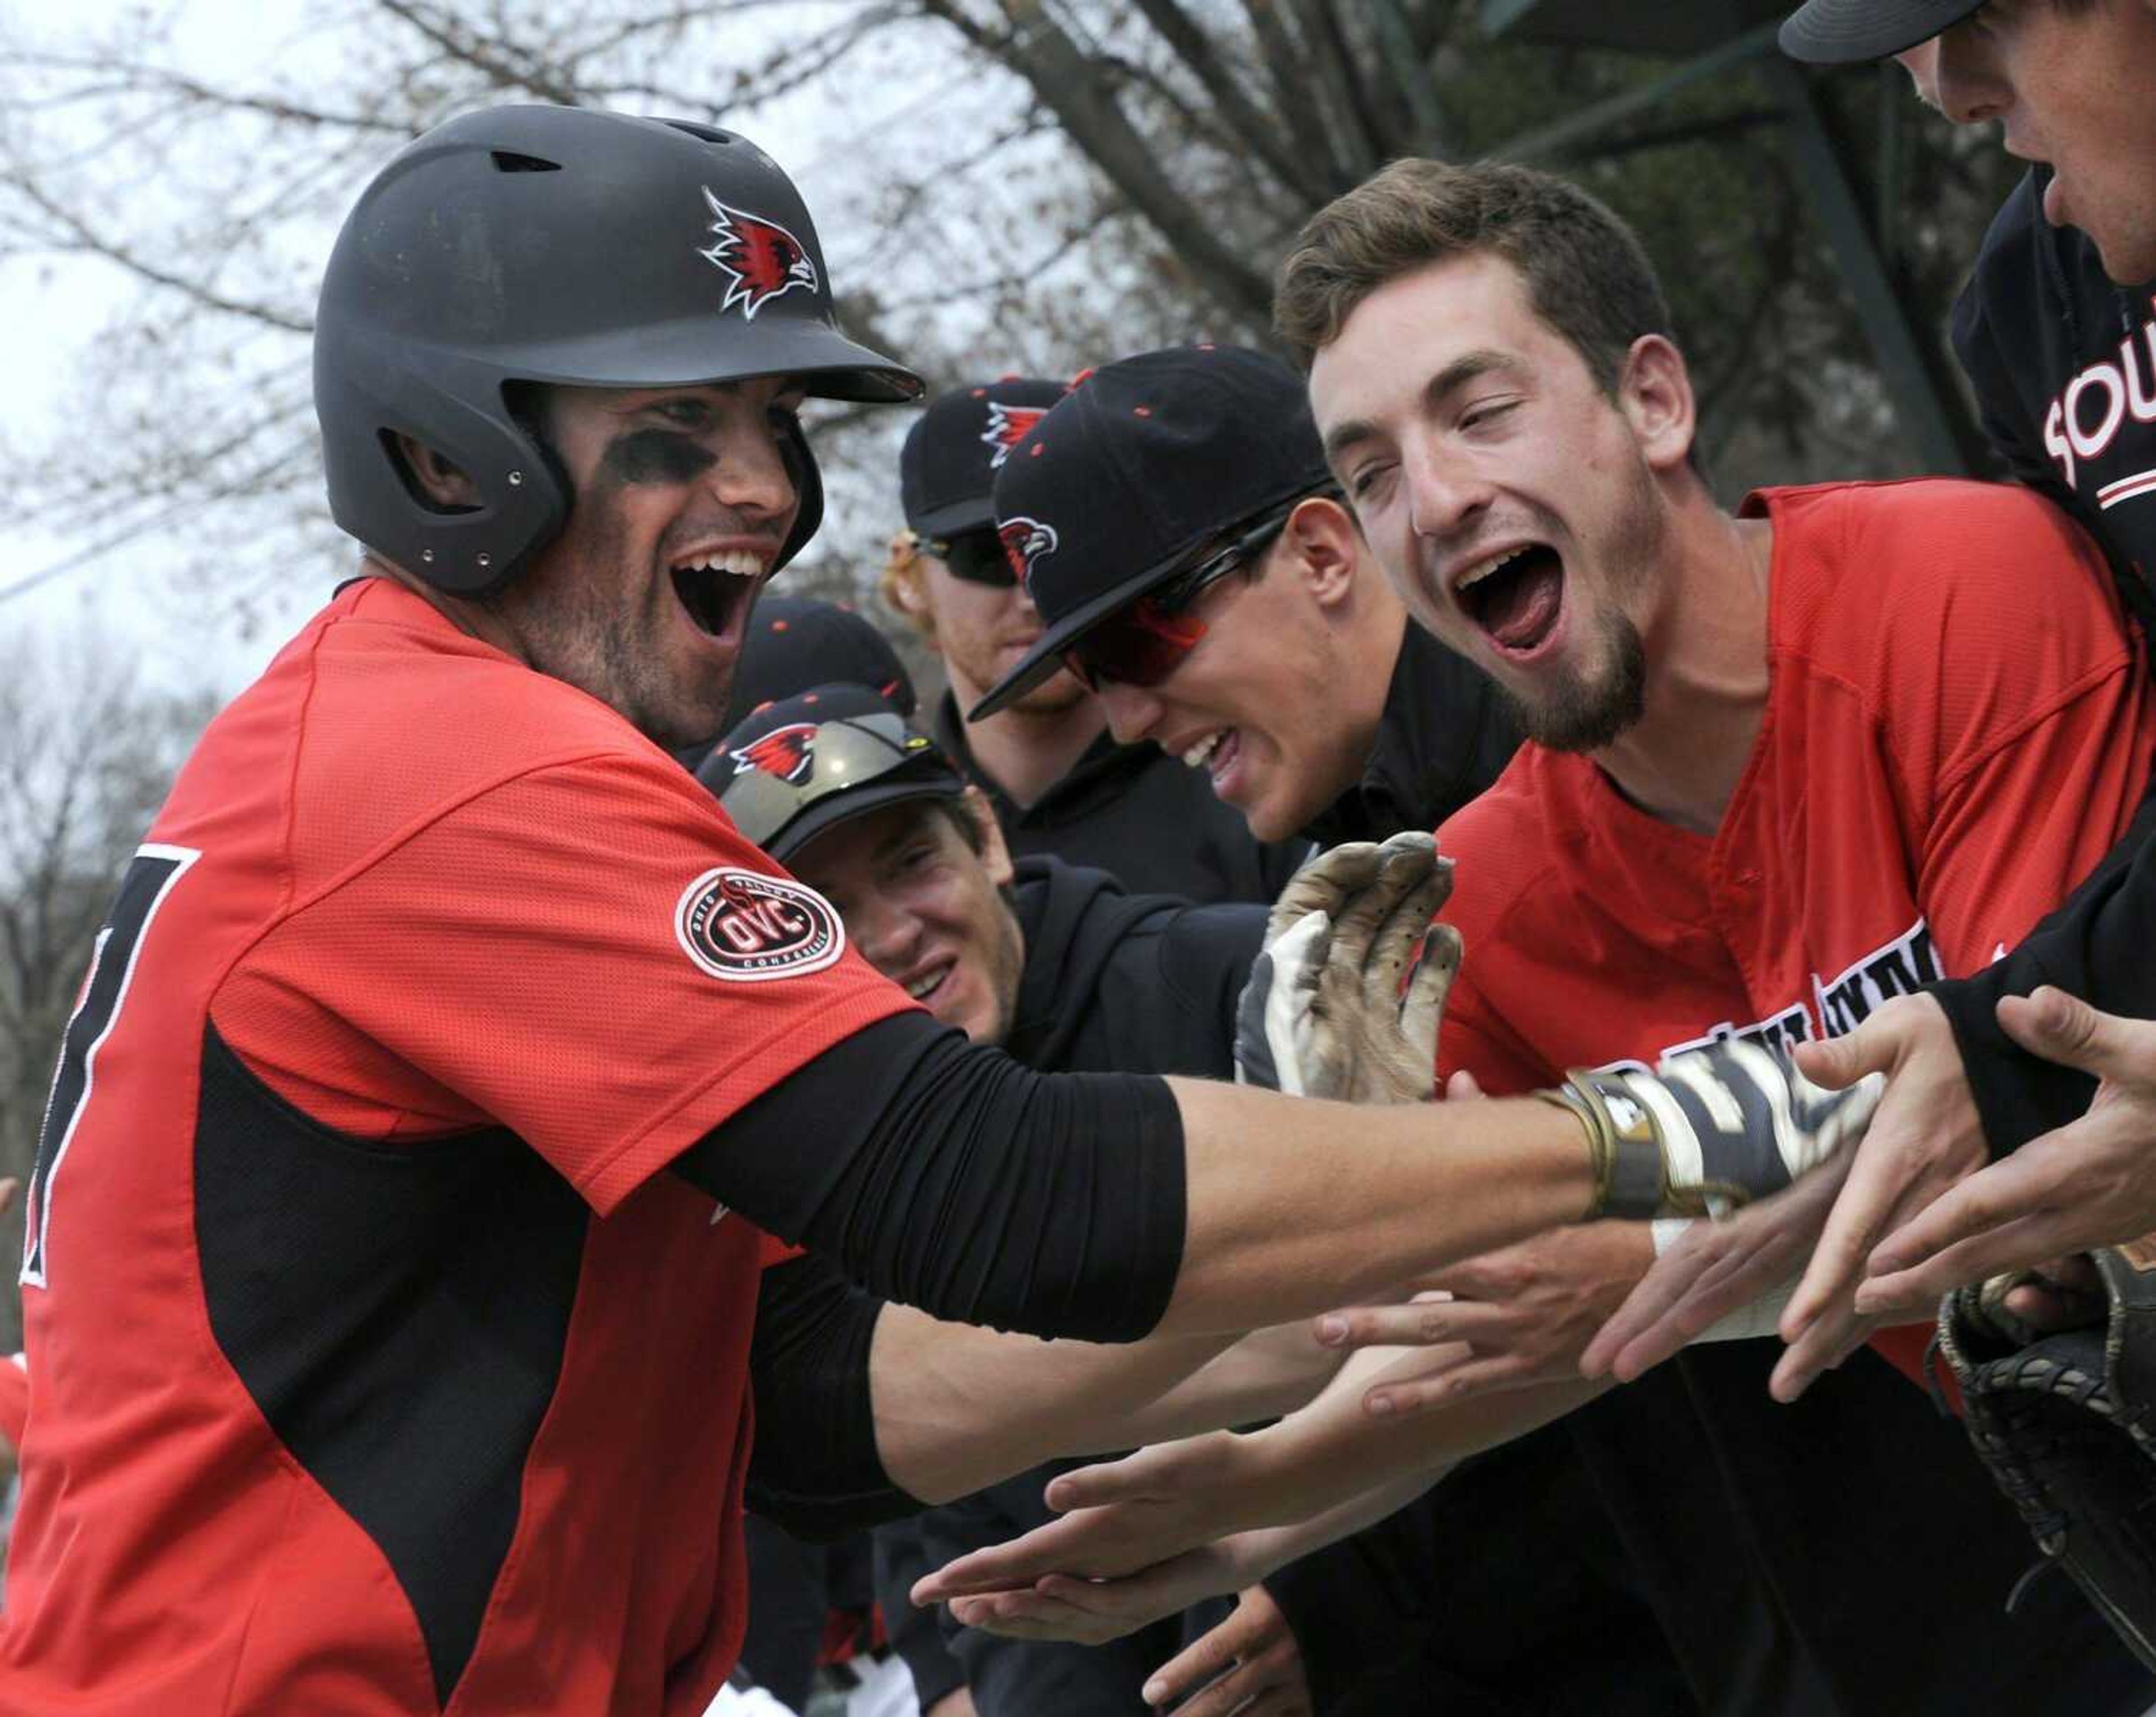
left=0, top=0, right=919, bottom=701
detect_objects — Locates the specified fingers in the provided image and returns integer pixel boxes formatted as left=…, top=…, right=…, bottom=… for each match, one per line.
left=1144, top=1590, right=1299, bottom=1713
left=1792, top=1015, right=1893, bottom=1092
left=1266, top=844, right=1383, bottom=944
left=1769, top=1299, right=1876, bottom=1403
left=1858, top=1143, right=2063, bottom=1291
left=1996, top=985, right=2153, bottom=1082
left=1444, top=1067, right=1483, bottom=1100
left=1363, top=1349, right=1541, bottom=1414
left=1403, top=923, right=1463, bottom=1070
left=1314, top=1298, right=1480, bottom=1351
left=1324, top=837, right=1436, bottom=984
left=913, top=1511, right=1107, bottom=1602
left=1579, top=1227, right=1721, bottom=1378
left=946, top=1587, right=1124, bottom=1644
left=1858, top=1206, right=2081, bottom=1319
left=1780, top=1139, right=1909, bottom=1352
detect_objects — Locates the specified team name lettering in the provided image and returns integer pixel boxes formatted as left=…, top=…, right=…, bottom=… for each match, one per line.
left=1602, top=917, right=1939, bottom=1076
left=2041, top=294, right=2156, bottom=502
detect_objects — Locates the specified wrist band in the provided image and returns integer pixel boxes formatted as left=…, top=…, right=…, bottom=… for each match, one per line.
left=1537, top=1070, right=1667, bottom=1221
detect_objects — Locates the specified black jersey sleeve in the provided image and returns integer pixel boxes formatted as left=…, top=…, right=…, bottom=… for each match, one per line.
left=673, top=1011, right=1188, bottom=1342
left=1929, top=777, right=2156, bottom=1157
left=1930, top=173, right=2156, bottom=1157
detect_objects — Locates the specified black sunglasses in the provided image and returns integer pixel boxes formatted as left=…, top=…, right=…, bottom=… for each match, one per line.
left=921, top=528, right=1016, bottom=588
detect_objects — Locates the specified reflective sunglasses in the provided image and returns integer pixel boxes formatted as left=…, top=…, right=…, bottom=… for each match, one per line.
left=921, top=527, right=1017, bottom=588
left=716, top=709, right=954, bottom=851
left=1059, top=495, right=1317, bottom=693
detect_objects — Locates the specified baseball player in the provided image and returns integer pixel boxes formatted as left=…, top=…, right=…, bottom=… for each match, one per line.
left=922, top=156, right=2156, bottom=1716
left=968, top=345, right=1684, bottom=1716
left=1747, top=0, right=2156, bottom=1375
left=883, top=377, right=1304, bottom=903
left=0, top=108, right=1862, bottom=1715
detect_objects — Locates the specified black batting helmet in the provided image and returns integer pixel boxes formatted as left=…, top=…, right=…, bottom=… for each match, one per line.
left=314, top=104, right=922, bottom=596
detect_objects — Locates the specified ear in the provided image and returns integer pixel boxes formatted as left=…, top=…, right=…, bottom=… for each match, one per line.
left=1281, top=495, right=1363, bottom=612
left=393, top=433, right=485, bottom=509
left=963, top=786, right=1015, bottom=889
left=1616, top=335, right=1697, bottom=477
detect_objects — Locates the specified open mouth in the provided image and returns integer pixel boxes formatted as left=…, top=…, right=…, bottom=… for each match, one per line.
left=1456, top=544, right=1564, bottom=656
left=671, top=550, right=768, bottom=639
left=903, top=960, right=955, bottom=1005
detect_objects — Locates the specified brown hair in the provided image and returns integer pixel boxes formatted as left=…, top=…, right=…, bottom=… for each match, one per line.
left=1275, top=159, right=1673, bottom=394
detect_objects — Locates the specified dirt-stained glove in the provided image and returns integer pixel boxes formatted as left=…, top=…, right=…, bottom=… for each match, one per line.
left=1547, top=1040, right=1885, bottom=1221
left=1934, top=1245, right=2156, bottom=1670
left=1234, top=832, right=1460, bottom=1104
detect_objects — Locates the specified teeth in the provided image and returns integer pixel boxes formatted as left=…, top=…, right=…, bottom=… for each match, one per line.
left=905, top=970, right=945, bottom=1001
left=1181, top=731, right=1226, bottom=769
left=674, top=550, right=769, bottom=578
left=1456, top=547, right=1529, bottom=593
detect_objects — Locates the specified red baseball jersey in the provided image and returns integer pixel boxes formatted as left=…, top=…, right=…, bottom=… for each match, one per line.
left=1435, top=480, right=2154, bottom=1380
left=1, top=578, right=912, bottom=1714
left=0, top=1354, right=25, bottom=1452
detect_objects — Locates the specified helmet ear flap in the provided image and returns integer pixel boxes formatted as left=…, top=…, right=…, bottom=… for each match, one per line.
left=773, top=414, right=823, bottom=572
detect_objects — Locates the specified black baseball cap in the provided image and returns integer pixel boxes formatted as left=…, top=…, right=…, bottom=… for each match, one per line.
left=698, top=682, right=964, bottom=862
left=970, top=344, right=1333, bottom=721
left=901, top=377, right=1068, bottom=537
left=1779, top=0, right=1984, bottom=62
left=723, top=595, right=916, bottom=727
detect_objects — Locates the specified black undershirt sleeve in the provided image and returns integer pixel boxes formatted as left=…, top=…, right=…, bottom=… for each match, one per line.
left=744, top=1252, right=913, bottom=1541
left=673, top=1010, right=1188, bottom=1342
left=1929, top=774, right=2156, bottom=1157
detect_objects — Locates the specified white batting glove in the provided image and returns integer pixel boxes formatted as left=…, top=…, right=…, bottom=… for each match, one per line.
left=1234, top=832, right=1461, bottom=1104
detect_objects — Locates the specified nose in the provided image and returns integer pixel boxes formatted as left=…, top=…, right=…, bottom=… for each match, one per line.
left=844, top=888, right=920, bottom=977
left=1095, top=679, right=1164, bottom=745
left=1404, top=441, right=1494, bottom=544
left=1931, top=28, right=2008, bottom=127
left=702, top=409, right=798, bottom=528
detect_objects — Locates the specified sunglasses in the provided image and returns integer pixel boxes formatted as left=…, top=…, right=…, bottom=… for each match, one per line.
left=921, top=528, right=1017, bottom=588
left=716, top=709, right=956, bottom=852
left=1059, top=496, right=1315, bottom=693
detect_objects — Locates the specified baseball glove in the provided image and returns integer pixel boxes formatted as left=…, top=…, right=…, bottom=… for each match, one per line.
left=1935, top=1242, right=2156, bottom=1669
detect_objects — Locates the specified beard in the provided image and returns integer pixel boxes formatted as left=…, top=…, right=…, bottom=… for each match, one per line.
left=1499, top=450, right=1662, bottom=754
left=1500, top=607, right=1646, bottom=752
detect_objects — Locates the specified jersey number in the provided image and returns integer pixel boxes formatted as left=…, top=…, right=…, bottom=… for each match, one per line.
left=21, top=844, right=199, bottom=1290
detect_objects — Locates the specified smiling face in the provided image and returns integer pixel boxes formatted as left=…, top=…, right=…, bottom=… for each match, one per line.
left=1925, top=0, right=2156, bottom=282
left=1309, top=251, right=1692, bottom=754
left=475, top=377, right=806, bottom=748
left=1086, top=498, right=1386, bottom=841
left=907, top=547, right=1091, bottom=716
left=785, top=791, right=1025, bottom=1045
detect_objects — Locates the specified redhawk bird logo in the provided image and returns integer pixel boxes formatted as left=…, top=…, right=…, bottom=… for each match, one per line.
left=729, top=722, right=817, bottom=786
left=699, top=189, right=819, bottom=321
left=997, top=515, right=1059, bottom=589
left=981, top=402, right=1047, bottom=469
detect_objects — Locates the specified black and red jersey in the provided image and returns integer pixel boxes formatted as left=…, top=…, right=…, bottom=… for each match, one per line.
left=3, top=578, right=911, bottom=1715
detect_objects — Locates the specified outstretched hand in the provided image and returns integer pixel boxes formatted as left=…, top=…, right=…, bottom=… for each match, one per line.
left=1854, top=988, right=2156, bottom=1318
left=1236, top=832, right=1460, bottom=1104
left=1773, top=994, right=1984, bottom=1400
left=1142, top=1586, right=1310, bottom=1714
left=1313, top=1222, right=1652, bottom=1414
left=913, top=1432, right=1265, bottom=1605
left=1581, top=1151, right=1849, bottom=1382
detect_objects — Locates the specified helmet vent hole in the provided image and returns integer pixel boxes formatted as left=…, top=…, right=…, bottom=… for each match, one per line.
left=491, top=150, right=561, bottom=173
left=665, top=120, right=735, bottom=147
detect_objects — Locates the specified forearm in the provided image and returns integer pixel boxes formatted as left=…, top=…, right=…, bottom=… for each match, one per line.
left=872, top=1304, right=1240, bottom=1503
left=1162, top=1077, right=1593, bottom=1335
left=1195, top=1345, right=1604, bottom=1537
left=1132, top=1320, right=1342, bottom=1438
